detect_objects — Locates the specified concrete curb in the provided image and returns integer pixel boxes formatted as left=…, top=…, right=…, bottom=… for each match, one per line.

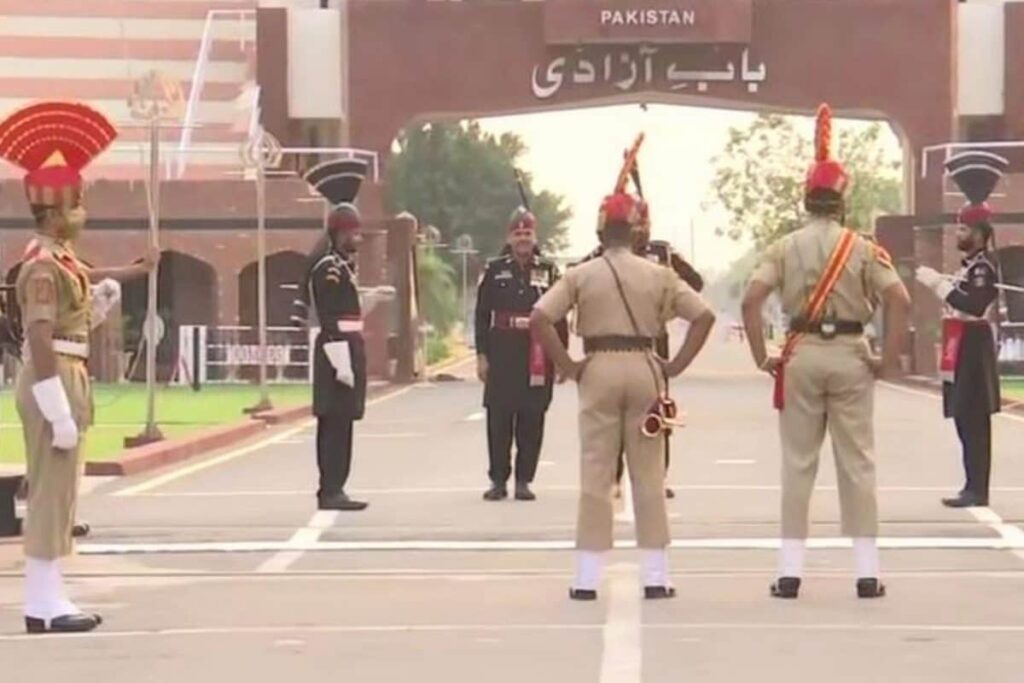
left=891, top=374, right=1024, bottom=415
left=84, top=352, right=476, bottom=477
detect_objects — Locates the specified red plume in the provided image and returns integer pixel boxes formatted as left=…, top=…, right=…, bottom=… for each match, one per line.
left=814, top=103, right=832, bottom=163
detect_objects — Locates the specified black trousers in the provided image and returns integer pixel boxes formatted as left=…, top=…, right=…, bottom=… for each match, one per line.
left=616, top=435, right=671, bottom=483
left=317, top=417, right=354, bottom=498
left=954, top=409, right=992, bottom=499
left=487, top=405, right=546, bottom=485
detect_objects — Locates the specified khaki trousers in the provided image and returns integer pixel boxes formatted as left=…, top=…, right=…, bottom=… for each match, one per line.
left=16, top=357, right=91, bottom=560
left=779, top=339, right=878, bottom=538
left=576, top=352, right=670, bottom=551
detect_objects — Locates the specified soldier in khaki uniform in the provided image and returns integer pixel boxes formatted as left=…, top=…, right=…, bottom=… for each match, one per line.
left=0, top=101, right=121, bottom=633
left=532, top=191, right=715, bottom=600
left=741, top=104, right=910, bottom=600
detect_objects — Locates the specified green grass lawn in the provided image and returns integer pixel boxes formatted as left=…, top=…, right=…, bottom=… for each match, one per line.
left=0, top=383, right=311, bottom=464
left=1001, top=378, right=1024, bottom=402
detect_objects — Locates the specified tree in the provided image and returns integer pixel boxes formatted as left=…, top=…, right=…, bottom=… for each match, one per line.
left=706, top=113, right=903, bottom=248
left=385, top=122, right=572, bottom=259
left=416, top=248, right=459, bottom=336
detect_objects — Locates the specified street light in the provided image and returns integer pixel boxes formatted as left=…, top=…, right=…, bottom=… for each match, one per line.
left=125, top=69, right=185, bottom=447
left=240, top=127, right=283, bottom=414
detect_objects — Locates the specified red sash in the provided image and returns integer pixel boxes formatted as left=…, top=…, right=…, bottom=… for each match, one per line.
left=528, top=330, right=547, bottom=387
left=774, top=229, right=858, bottom=410
left=940, top=318, right=965, bottom=384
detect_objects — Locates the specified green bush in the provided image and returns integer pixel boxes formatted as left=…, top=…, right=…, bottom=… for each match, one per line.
left=425, top=332, right=451, bottom=366
left=417, top=249, right=460, bottom=335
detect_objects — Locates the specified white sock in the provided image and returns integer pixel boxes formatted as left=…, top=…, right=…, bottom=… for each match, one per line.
left=24, top=557, right=78, bottom=620
left=641, top=548, right=671, bottom=588
left=573, top=550, right=605, bottom=591
left=852, top=538, right=880, bottom=579
left=778, top=539, right=805, bottom=578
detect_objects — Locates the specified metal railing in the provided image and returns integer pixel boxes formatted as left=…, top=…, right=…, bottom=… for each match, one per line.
left=177, top=9, right=257, bottom=179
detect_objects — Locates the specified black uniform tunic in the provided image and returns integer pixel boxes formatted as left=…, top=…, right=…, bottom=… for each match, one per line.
left=474, top=249, right=564, bottom=411
left=309, top=249, right=367, bottom=420
left=942, top=250, right=1001, bottom=419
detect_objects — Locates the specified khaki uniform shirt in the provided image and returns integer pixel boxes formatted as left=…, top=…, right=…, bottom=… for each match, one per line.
left=535, top=246, right=709, bottom=335
left=750, top=218, right=901, bottom=323
left=15, top=235, right=91, bottom=342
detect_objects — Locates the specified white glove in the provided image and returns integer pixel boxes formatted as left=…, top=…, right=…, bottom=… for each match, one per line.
left=915, top=266, right=953, bottom=299
left=323, top=341, right=354, bottom=387
left=31, top=376, right=79, bottom=451
left=359, top=286, right=397, bottom=314
left=89, top=278, right=122, bottom=328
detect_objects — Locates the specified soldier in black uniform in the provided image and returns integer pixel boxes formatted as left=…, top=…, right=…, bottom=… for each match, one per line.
left=573, top=197, right=703, bottom=498
left=295, top=159, right=374, bottom=511
left=475, top=207, right=567, bottom=501
left=917, top=206, right=1001, bottom=508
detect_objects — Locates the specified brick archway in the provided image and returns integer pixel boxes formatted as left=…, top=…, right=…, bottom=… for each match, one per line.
left=258, top=0, right=954, bottom=218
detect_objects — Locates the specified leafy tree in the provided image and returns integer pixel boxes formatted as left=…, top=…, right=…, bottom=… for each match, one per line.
left=385, top=122, right=572, bottom=259
left=706, top=114, right=903, bottom=248
left=416, top=247, right=459, bottom=336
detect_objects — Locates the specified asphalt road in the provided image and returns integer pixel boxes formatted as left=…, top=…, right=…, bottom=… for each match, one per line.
left=2, top=332, right=1023, bottom=682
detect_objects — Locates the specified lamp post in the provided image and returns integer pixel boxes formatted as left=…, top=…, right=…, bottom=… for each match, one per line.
left=126, top=70, right=184, bottom=446
left=240, top=127, right=283, bottom=414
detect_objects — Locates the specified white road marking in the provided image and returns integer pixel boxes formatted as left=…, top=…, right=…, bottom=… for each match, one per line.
left=125, top=484, right=1024, bottom=497
left=600, top=563, right=642, bottom=683
left=714, top=459, right=756, bottom=465
left=2, top=621, right=1024, bottom=643
left=355, top=432, right=426, bottom=439
left=967, top=506, right=1024, bottom=563
left=114, top=385, right=416, bottom=497
left=76, top=535, right=1021, bottom=556
left=257, top=510, right=339, bottom=573
left=113, top=421, right=316, bottom=497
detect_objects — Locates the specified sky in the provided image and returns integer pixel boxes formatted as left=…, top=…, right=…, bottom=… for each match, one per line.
left=476, top=104, right=903, bottom=278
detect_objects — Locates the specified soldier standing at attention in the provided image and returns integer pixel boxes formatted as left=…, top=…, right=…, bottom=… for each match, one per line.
left=0, top=101, right=119, bottom=632
left=475, top=205, right=566, bottom=502
left=741, top=104, right=910, bottom=600
left=531, top=191, right=715, bottom=600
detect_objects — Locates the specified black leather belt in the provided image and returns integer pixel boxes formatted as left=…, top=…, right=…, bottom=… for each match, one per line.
left=583, top=335, right=654, bottom=353
left=789, top=319, right=864, bottom=338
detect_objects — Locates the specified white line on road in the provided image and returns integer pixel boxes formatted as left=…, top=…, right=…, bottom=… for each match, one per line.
left=114, top=421, right=317, bottom=497
left=76, top=536, right=1023, bottom=556
left=126, top=484, right=1024, bottom=497
left=3, top=621, right=1024, bottom=643
left=115, top=385, right=417, bottom=497
left=465, top=411, right=485, bottom=422
left=715, top=459, right=756, bottom=465
left=600, top=563, right=642, bottom=683
left=257, top=510, right=339, bottom=573
left=968, top=506, right=1024, bottom=563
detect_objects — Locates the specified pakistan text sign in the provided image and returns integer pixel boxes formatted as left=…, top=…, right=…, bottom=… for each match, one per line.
left=544, top=0, right=752, bottom=45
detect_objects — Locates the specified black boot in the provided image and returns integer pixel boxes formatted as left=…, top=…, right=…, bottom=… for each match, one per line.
left=569, top=588, right=597, bottom=601
left=72, top=521, right=91, bottom=538
left=941, top=492, right=988, bottom=508
left=317, top=491, right=368, bottom=511
left=770, top=577, right=801, bottom=599
left=644, top=585, right=676, bottom=600
left=25, top=613, right=102, bottom=634
left=483, top=484, right=508, bottom=501
left=856, top=578, right=886, bottom=599
left=514, top=482, right=536, bottom=501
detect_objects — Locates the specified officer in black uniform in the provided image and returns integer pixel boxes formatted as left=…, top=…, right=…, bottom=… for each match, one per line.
left=475, top=207, right=566, bottom=501
left=917, top=205, right=1001, bottom=508
left=295, top=159, right=372, bottom=511
left=573, top=197, right=703, bottom=498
